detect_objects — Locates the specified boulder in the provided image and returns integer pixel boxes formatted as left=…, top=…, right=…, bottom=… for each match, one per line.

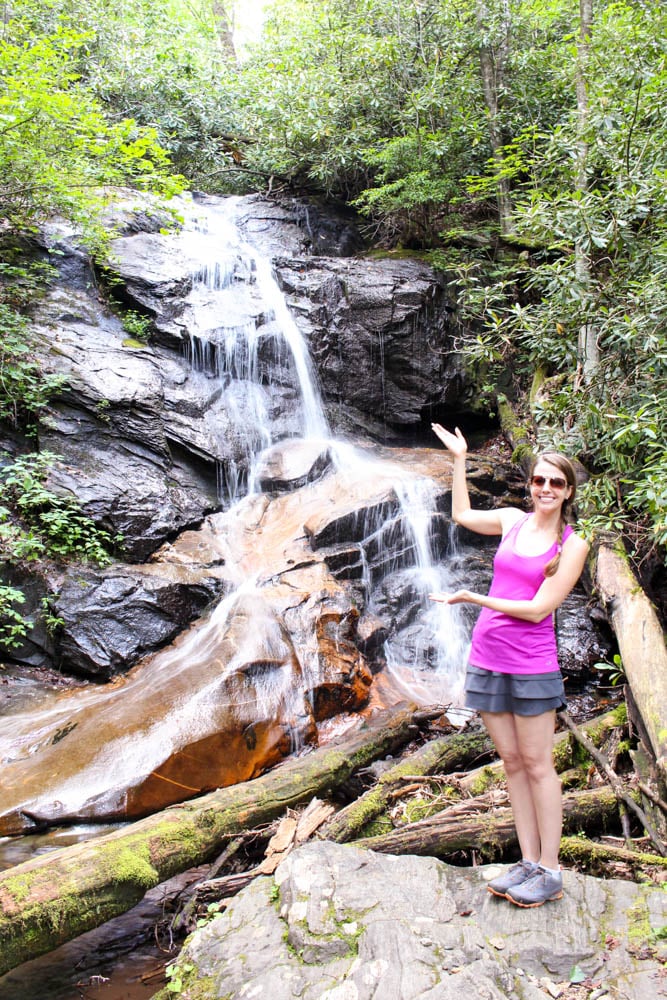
left=159, top=840, right=667, bottom=1000
left=54, top=562, right=228, bottom=679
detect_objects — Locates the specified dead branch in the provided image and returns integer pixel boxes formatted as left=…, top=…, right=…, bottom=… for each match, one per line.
left=558, top=710, right=666, bottom=857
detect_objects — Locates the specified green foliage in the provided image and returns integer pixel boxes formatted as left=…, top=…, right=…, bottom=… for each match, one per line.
left=593, top=653, right=625, bottom=687
left=121, top=309, right=151, bottom=341
left=436, top=0, right=667, bottom=562
left=19, top=0, right=241, bottom=191
left=196, top=900, right=223, bottom=928
left=0, top=584, right=32, bottom=649
left=225, top=0, right=583, bottom=242
left=0, top=302, right=63, bottom=430
left=165, top=961, right=195, bottom=994
left=40, top=595, right=65, bottom=636
left=0, top=255, right=64, bottom=432
left=0, top=452, right=118, bottom=565
left=0, top=1, right=184, bottom=239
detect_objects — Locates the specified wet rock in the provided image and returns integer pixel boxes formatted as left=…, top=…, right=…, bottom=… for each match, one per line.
left=310, top=610, right=373, bottom=720
left=103, top=228, right=198, bottom=321
left=356, top=611, right=390, bottom=660
left=0, top=589, right=319, bottom=834
left=55, top=563, right=228, bottom=679
left=32, top=287, right=220, bottom=560
left=232, top=193, right=363, bottom=259
left=263, top=563, right=373, bottom=722
left=558, top=588, right=615, bottom=680
left=255, top=439, right=334, bottom=494
left=304, top=493, right=401, bottom=550
left=167, top=840, right=667, bottom=1000
left=273, top=254, right=461, bottom=433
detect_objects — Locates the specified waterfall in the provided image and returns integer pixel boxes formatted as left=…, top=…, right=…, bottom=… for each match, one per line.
left=0, top=195, right=479, bottom=844
left=178, top=198, right=328, bottom=505
left=330, top=442, right=471, bottom=707
left=172, top=194, right=473, bottom=708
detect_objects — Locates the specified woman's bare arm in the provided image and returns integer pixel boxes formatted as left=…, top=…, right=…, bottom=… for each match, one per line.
left=432, top=423, right=519, bottom=536
left=429, top=533, right=590, bottom=623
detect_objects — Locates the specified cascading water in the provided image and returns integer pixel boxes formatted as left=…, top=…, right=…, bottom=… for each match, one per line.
left=172, top=200, right=472, bottom=708
left=328, top=441, right=471, bottom=707
left=0, top=195, right=476, bottom=840
left=177, top=198, right=328, bottom=504
left=381, top=478, right=469, bottom=699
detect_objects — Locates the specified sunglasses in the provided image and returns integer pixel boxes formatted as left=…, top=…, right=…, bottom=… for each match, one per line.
left=530, top=474, right=568, bottom=490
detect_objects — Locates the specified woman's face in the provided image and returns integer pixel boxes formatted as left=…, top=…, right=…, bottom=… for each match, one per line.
left=529, top=459, right=572, bottom=514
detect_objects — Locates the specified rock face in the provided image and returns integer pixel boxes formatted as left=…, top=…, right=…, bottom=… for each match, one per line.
left=54, top=561, right=228, bottom=679
left=160, top=840, right=667, bottom=1000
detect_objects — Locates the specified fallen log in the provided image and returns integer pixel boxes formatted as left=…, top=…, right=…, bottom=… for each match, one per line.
left=0, top=704, right=416, bottom=976
left=321, top=708, right=627, bottom=847
left=356, top=786, right=620, bottom=858
left=559, top=835, right=667, bottom=878
left=593, top=536, right=667, bottom=783
left=319, top=728, right=495, bottom=843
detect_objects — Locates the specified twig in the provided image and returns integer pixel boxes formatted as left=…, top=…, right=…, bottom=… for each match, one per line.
left=206, top=835, right=246, bottom=880
left=558, top=711, right=667, bottom=857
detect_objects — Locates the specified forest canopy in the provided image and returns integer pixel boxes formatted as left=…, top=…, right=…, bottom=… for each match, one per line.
left=0, top=0, right=666, bottom=591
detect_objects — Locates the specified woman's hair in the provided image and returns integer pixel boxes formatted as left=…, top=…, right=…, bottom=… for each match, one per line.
left=529, top=452, right=578, bottom=577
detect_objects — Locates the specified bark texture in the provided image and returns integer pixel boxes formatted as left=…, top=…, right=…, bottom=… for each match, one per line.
left=357, top=786, right=620, bottom=857
left=594, top=537, right=667, bottom=783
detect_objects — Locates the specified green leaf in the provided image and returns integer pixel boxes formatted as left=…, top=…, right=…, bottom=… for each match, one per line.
left=569, top=965, right=587, bottom=984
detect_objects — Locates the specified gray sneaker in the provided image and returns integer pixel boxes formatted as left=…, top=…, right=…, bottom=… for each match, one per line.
left=487, top=860, right=539, bottom=898
left=505, top=867, right=563, bottom=907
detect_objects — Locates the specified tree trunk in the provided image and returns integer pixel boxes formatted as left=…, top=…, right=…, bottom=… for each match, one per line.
left=476, top=0, right=514, bottom=236
left=0, top=705, right=417, bottom=976
left=356, top=786, right=620, bottom=858
left=575, top=0, right=599, bottom=378
left=495, top=395, right=535, bottom=470
left=212, top=0, right=236, bottom=61
left=593, top=537, right=667, bottom=784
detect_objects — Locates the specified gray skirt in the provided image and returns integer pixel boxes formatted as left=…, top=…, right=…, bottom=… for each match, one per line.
left=465, top=664, right=566, bottom=717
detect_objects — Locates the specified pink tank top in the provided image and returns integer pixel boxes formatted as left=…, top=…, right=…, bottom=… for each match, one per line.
left=469, top=514, right=574, bottom=675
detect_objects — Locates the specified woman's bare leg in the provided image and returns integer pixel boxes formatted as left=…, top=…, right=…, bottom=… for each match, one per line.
left=514, top=711, right=562, bottom=869
left=480, top=711, right=541, bottom=862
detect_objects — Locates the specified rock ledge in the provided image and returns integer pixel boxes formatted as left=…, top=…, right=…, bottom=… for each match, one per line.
left=159, top=840, right=667, bottom=1000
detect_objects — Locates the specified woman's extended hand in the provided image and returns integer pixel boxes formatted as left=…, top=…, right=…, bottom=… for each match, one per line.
left=431, top=424, right=468, bottom=457
left=429, top=589, right=476, bottom=606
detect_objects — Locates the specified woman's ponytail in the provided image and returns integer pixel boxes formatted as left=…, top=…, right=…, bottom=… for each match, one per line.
left=544, top=518, right=565, bottom=577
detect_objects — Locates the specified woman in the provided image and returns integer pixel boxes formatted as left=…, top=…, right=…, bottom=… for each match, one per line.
left=429, top=424, right=589, bottom=908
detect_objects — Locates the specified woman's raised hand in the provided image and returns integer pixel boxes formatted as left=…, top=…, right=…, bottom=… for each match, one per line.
left=431, top=424, right=468, bottom=457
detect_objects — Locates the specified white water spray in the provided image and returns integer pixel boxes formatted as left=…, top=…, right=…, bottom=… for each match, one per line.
left=177, top=198, right=328, bottom=506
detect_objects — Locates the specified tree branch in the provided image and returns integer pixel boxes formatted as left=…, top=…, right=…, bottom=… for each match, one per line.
left=558, top=710, right=666, bottom=857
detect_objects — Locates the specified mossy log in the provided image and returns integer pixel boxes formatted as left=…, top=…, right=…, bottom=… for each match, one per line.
left=357, top=786, right=620, bottom=859
left=496, top=395, right=535, bottom=470
left=0, top=704, right=417, bottom=976
left=559, top=835, right=667, bottom=877
left=593, top=537, right=667, bottom=784
left=319, top=728, right=495, bottom=843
